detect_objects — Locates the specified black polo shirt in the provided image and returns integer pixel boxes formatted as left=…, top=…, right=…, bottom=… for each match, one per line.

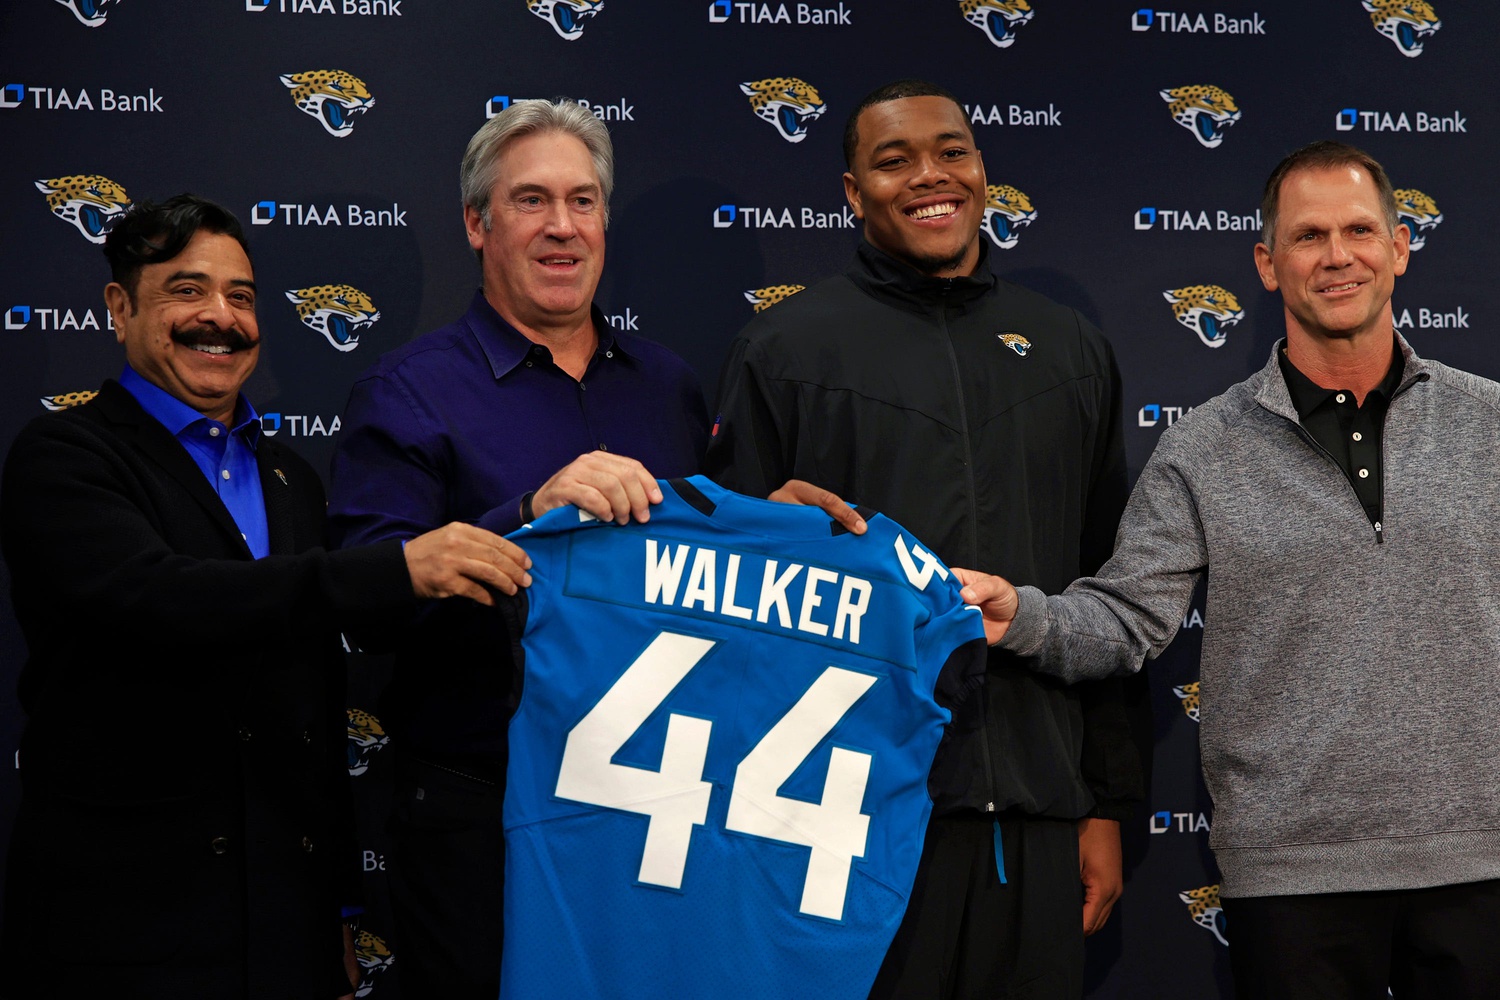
left=1278, top=339, right=1403, bottom=531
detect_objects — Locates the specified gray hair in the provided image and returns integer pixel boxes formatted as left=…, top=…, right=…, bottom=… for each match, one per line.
left=460, top=99, right=615, bottom=233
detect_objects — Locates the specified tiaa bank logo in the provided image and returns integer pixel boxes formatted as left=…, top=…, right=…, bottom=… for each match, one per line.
left=1164, top=284, right=1243, bottom=348
left=1160, top=85, right=1240, bottom=148
left=280, top=70, right=375, bottom=137
left=981, top=184, right=1036, bottom=249
left=742, top=78, right=826, bottom=143
left=346, top=707, right=390, bottom=777
left=353, top=929, right=395, bottom=997
left=40, top=389, right=98, bottom=412
left=1394, top=187, right=1443, bottom=250
left=36, top=174, right=132, bottom=244
left=56, top=0, right=123, bottom=26
left=528, top=0, right=604, bottom=40
left=286, top=285, right=380, bottom=352
left=959, top=0, right=1034, bottom=48
left=1180, top=884, right=1229, bottom=947
left=745, top=285, right=805, bottom=312
left=1364, top=0, right=1439, bottom=57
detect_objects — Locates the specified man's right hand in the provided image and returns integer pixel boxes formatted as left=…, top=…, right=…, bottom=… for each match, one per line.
left=953, top=567, right=1019, bottom=645
left=532, top=452, right=663, bottom=525
left=404, top=522, right=532, bottom=605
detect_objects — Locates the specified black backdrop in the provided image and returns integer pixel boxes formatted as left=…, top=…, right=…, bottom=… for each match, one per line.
left=1, top=2, right=1491, bottom=996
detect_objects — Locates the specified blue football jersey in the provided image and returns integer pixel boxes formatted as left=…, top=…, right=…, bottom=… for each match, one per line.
left=500, top=476, right=987, bottom=999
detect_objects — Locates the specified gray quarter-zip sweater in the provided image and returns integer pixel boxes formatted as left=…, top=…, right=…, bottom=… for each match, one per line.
left=1002, top=333, right=1500, bottom=897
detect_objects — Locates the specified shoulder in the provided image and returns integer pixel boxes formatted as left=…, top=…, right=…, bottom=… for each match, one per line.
left=1149, top=373, right=1262, bottom=465
left=611, top=330, right=700, bottom=385
left=353, top=314, right=477, bottom=387
left=735, top=274, right=863, bottom=346
left=1418, top=359, right=1500, bottom=416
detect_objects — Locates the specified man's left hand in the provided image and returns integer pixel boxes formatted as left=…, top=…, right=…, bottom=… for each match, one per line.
left=1078, top=816, right=1123, bottom=936
left=768, top=479, right=866, bottom=535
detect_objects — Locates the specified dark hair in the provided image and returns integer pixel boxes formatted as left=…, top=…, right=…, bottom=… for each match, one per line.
left=1260, top=140, right=1398, bottom=247
left=842, top=79, right=965, bottom=169
left=102, top=194, right=252, bottom=301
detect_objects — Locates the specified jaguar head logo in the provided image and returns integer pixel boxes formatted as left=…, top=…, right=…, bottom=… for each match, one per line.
left=1164, top=284, right=1244, bottom=348
left=998, top=333, right=1032, bottom=356
left=527, top=0, right=604, bottom=39
left=1180, top=884, right=1229, bottom=946
left=1393, top=188, right=1443, bottom=251
left=1161, top=85, right=1241, bottom=149
left=1173, top=681, right=1201, bottom=723
left=741, top=78, right=826, bottom=144
left=286, top=285, right=381, bottom=353
left=982, top=184, right=1037, bottom=250
left=1363, top=0, right=1440, bottom=57
left=36, top=174, right=132, bottom=244
left=346, top=708, right=390, bottom=777
left=959, top=0, right=1035, bottom=48
left=40, top=390, right=98, bottom=412
left=280, top=70, right=375, bottom=138
left=353, top=929, right=395, bottom=997
left=55, top=0, right=123, bottom=27
left=744, top=285, right=805, bottom=313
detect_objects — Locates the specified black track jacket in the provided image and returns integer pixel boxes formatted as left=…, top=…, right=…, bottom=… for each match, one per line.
left=706, top=240, right=1144, bottom=822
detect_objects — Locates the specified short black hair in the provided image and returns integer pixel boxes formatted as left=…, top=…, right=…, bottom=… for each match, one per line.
left=843, top=79, right=965, bottom=169
left=103, top=194, right=251, bottom=302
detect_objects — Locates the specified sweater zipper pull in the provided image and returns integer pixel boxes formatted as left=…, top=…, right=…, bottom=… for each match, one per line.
left=1374, top=519, right=1384, bottom=544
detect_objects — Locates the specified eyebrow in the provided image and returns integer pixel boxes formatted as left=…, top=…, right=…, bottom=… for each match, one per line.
left=508, top=181, right=601, bottom=198
left=870, top=131, right=972, bottom=156
left=163, top=270, right=257, bottom=292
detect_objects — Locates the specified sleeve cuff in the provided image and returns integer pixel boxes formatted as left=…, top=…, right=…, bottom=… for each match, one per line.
left=999, top=585, right=1049, bottom=655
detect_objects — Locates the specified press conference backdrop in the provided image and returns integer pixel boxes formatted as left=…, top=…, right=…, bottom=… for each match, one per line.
left=1, top=1, right=1491, bottom=996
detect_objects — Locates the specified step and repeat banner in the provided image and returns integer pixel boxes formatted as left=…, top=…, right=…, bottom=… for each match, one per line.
left=1, top=2, right=1491, bottom=997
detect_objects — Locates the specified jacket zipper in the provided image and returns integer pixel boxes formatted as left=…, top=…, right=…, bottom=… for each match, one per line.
left=938, top=281, right=997, bottom=808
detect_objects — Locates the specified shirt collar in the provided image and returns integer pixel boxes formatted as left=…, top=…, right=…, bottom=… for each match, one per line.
left=1276, top=335, right=1403, bottom=420
left=118, top=363, right=262, bottom=446
left=464, top=289, right=636, bottom=379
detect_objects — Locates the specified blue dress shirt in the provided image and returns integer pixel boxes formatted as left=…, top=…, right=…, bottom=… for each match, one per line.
left=327, top=290, right=709, bottom=755
left=119, top=364, right=269, bottom=558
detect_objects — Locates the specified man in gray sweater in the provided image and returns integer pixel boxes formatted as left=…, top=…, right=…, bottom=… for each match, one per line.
left=959, top=141, right=1500, bottom=998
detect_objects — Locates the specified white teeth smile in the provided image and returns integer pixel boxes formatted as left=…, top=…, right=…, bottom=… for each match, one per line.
left=907, top=203, right=957, bottom=220
left=1322, top=282, right=1359, bottom=293
left=191, top=344, right=233, bottom=354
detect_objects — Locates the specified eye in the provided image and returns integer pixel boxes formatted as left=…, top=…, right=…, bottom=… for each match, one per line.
left=876, top=156, right=907, bottom=170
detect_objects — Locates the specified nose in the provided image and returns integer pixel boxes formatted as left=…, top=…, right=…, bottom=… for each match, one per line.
left=543, top=200, right=578, bottom=239
left=197, top=290, right=237, bottom=328
left=1323, top=232, right=1354, bottom=266
left=911, top=152, right=951, bottom=187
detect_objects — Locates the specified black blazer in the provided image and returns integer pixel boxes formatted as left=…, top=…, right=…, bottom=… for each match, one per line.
left=0, top=380, right=413, bottom=999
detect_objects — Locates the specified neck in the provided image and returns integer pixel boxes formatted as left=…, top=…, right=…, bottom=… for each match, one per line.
left=488, top=294, right=597, bottom=381
left=1283, top=322, right=1395, bottom=405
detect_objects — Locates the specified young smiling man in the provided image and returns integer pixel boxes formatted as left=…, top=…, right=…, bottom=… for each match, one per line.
left=707, top=79, right=1144, bottom=999
left=965, top=140, right=1500, bottom=998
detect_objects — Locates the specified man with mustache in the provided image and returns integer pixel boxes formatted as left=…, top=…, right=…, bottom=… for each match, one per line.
left=0, top=194, right=531, bottom=999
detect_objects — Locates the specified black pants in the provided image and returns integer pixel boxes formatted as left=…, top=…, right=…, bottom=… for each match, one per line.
left=1223, top=879, right=1500, bottom=999
left=869, top=813, right=1083, bottom=1000
left=385, top=751, right=506, bottom=1000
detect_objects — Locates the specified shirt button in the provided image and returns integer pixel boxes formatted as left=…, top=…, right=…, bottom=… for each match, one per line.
left=211, top=837, right=230, bottom=855
left=605, top=350, right=613, bottom=359
left=532, top=346, right=545, bottom=355
left=1352, top=431, right=1363, bottom=442
left=221, top=469, right=231, bottom=480
left=525, top=361, right=533, bottom=368
left=302, top=836, right=315, bottom=853
left=1358, top=468, right=1370, bottom=479
left=598, top=443, right=609, bottom=452
left=239, top=727, right=252, bottom=741
left=209, top=426, right=221, bottom=437
left=579, top=383, right=587, bottom=391
left=1335, top=393, right=1347, bottom=404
